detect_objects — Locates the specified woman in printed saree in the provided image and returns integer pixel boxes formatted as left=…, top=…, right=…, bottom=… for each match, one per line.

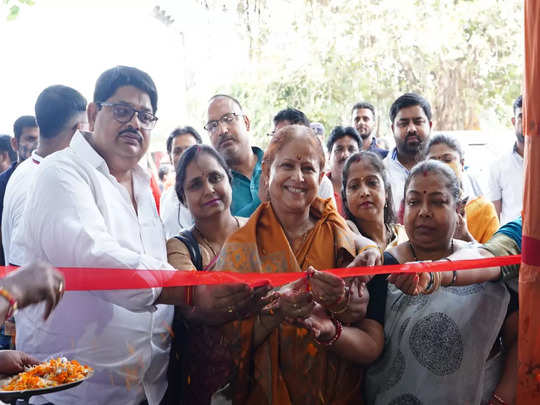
left=365, top=160, right=517, bottom=405
left=163, top=145, right=271, bottom=405
left=341, top=151, right=408, bottom=251
left=215, top=125, right=386, bottom=405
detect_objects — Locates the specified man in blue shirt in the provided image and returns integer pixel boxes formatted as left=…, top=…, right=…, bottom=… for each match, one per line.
left=0, top=135, right=16, bottom=174
left=205, top=94, right=263, bottom=217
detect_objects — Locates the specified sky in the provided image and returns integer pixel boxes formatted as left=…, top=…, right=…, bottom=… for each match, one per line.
left=0, top=0, right=247, bottom=150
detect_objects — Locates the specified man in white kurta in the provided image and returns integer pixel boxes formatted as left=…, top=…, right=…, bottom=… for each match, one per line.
left=16, top=66, right=174, bottom=405
left=2, top=85, right=88, bottom=267
left=486, top=95, right=525, bottom=225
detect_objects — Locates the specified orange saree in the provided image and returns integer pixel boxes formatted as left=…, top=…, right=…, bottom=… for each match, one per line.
left=465, top=196, right=500, bottom=243
left=215, top=197, right=365, bottom=405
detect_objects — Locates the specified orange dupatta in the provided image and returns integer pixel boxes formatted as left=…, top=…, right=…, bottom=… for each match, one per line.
left=215, top=197, right=365, bottom=405
left=465, top=196, right=500, bottom=243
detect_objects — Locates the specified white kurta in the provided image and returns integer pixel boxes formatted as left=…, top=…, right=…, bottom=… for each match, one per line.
left=16, top=131, right=174, bottom=405
left=159, top=186, right=194, bottom=239
left=486, top=148, right=524, bottom=225
left=2, top=151, right=42, bottom=266
left=384, top=148, right=410, bottom=212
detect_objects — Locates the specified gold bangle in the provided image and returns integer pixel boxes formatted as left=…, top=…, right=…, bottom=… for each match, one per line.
left=328, top=287, right=351, bottom=314
left=434, top=271, right=442, bottom=292
left=357, top=244, right=379, bottom=256
left=447, top=270, right=457, bottom=286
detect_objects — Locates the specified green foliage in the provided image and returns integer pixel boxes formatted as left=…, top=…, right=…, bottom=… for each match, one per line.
left=193, top=0, right=523, bottom=147
left=4, top=0, right=35, bottom=20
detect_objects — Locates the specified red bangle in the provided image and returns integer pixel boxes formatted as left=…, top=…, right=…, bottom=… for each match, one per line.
left=314, top=318, right=342, bottom=347
left=0, top=288, right=18, bottom=321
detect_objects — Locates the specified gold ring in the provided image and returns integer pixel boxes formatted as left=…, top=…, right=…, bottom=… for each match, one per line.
left=227, top=307, right=233, bottom=313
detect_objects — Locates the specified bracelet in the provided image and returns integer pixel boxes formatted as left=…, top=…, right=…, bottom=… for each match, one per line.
left=328, top=286, right=351, bottom=314
left=357, top=244, right=379, bottom=256
left=0, top=288, right=18, bottom=321
left=449, top=270, right=458, bottom=286
left=184, top=286, right=193, bottom=306
left=423, top=272, right=441, bottom=295
left=423, top=272, right=435, bottom=294
left=314, top=317, right=342, bottom=346
left=434, top=272, right=442, bottom=293
left=437, top=258, right=456, bottom=287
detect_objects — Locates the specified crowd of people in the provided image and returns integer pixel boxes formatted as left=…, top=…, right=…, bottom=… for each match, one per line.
left=0, top=65, right=525, bottom=405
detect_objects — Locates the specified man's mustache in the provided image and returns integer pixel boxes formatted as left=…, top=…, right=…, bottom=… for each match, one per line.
left=118, top=129, right=143, bottom=143
left=405, top=133, right=421, bottom=142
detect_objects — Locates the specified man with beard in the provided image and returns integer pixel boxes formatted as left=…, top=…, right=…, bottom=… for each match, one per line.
left=326, top=126, right=361, bottom=216
left=487, top=95, right=524, bottom=225
left=206, top=94, right=263, bottom=216
left=0, top=116, right=38, bottom=265
left=384, top=93, right=433, bottom=212
left=351, top=101, right=388, bottom=159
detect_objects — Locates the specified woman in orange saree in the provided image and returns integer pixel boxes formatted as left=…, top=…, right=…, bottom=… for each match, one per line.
left=215, top=125, right=386, bottom=405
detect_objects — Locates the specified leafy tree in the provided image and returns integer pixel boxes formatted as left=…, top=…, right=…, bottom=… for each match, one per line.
left=186, top=0, right=523, bottom=147
left=3, top=0, right=35, bottom=21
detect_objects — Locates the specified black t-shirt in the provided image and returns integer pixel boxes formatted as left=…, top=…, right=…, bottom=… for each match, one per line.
left=365, top=273, right=388, bottom=325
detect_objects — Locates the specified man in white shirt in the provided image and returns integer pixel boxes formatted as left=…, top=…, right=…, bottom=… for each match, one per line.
left=16, top=66, right=175, bottom=405
left=2, top=85, right=87, bottom=267
left=384, top=93, right=433, bottom=214
left=160, top=126, right=201, bottom=239
left=487, top=95, right=524, bottom=225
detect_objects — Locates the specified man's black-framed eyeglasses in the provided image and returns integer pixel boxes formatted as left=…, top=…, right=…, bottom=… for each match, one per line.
left=204, top=112, right=240, bottom=133
left=97, top=102, right=158, bottom=130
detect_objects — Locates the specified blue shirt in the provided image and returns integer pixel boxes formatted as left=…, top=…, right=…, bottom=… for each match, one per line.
left=495, top=216, right=522, bottom=250
left=0, top=161, right=17, bottom=266
left=0, top=161, right=17, bottom=348
left=368, top=137, right=389, bottom=159
left=231, top=147, right=263, bottom=217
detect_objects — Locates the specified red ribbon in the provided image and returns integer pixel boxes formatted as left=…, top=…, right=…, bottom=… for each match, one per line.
left=0, top=255, right=521, bottom=291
